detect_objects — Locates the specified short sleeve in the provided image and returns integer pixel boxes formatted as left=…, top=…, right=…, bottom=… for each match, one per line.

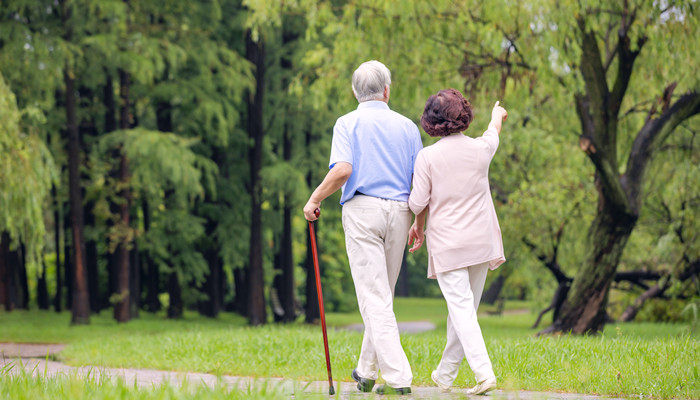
left=408, top=151, right=431, bottom=215
left=329, top=118, right=353, bottom=169
left=477, top=128, right=500, bottom=160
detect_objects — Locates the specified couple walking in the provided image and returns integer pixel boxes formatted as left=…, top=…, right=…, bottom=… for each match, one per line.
left=303, top=60, right=507, bottom=395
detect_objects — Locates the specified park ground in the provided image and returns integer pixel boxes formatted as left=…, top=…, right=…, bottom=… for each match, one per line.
left=1, top=298, right=698, bottom=399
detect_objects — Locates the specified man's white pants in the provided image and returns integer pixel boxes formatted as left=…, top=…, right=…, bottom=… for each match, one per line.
left=435, top=262, right=495, bottom=384
left=342, top=195, right=412, bottom=388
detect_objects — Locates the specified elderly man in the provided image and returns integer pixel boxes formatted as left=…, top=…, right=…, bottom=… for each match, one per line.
left=303, top=60, right=422, bottom=395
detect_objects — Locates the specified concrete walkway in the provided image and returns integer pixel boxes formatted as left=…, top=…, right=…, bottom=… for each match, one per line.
left=345, top=321, right=437, bottom=334
left=0, top=343, right=627, bottom=400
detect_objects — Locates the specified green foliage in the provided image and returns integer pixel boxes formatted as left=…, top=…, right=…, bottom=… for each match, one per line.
left=634, top=298, right=693, bottom=323
left=0, top=73, right=55, bottom=267
left=96, top=128, right=211, bottom=203
left=2, top=0, right=698, bottom=324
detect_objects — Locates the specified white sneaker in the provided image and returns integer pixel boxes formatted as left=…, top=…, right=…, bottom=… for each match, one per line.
left=465, top=376, right=497, bottom=395
left=431, top=370, right=451, bottom=393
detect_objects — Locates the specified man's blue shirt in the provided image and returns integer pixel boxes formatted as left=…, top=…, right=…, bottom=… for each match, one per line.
left=329, top=101, right=423, bottom=204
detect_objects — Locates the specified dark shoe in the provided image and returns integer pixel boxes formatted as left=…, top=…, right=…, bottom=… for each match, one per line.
left=351, top=369, right=375, bottom=392
left=375, top=385, right=412, bottom=395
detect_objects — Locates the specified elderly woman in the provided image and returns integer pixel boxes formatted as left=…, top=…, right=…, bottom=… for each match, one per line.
left=407, top=89, right=507, bottom=395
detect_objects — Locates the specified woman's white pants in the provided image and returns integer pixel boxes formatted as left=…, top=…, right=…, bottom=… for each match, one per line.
left=435, top=262, right=495, bottom=384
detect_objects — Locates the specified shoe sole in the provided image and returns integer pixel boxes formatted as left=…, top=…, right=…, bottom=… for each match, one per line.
left=375, top=386, right=412, bottom=395
left=466, top=379, right=497, bottom=395
left=431, top=371, right=451, bottom=393
left=351, top=370, right=374, bottom=392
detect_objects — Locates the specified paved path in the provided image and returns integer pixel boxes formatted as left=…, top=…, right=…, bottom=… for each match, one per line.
left=345, top=321, right=437, bottom=334
left=0, top=343, right=626, bottom=400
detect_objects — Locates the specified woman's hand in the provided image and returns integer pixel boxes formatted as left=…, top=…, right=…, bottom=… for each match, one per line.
left=407, top=222, right=425, bottom=253
left=488, top=101, right=508, bottom=134
left=492, top=101, right=508, bottom=122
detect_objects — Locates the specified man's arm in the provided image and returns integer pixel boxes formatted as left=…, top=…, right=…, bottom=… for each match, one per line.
left=303, top=162, right=352, bottom=221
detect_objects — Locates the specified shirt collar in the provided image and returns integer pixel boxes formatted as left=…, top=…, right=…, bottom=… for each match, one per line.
left=440, top=132, right=465, bottom=139
left=357, top=100, right=390, bottom=110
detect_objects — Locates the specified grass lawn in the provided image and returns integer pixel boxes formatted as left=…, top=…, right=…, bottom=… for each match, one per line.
left=0, top=368, right=323, bottom=400
left=1, top=298, right=698, bottom=399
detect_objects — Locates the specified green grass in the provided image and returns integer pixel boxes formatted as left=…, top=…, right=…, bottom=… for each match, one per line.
left=0, top=366, right=321, bottom=400
left=326, top=296, right=531, bottom=327
left=0, top=309, right=248, bottom=343
left=1, top=300, right=698, bottom=399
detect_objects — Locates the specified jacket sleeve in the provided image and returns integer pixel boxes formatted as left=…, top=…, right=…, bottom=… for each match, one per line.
left=408, top=151, right=431, bottom=215
left=477, top=127, right=500, bottom=161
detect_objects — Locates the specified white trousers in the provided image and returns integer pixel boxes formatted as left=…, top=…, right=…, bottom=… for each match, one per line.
left=342, top=195, right=413, bottom=388
left=435, top=262, right=495, bottom=384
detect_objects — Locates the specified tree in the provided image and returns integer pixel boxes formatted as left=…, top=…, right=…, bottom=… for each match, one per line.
left=539, top=3, right=700, bottom=334
left=245, top=28, right=267, bottom=326
left=301, top=0, right=700, bottom=328
left=0, top=73, right=55, bottom=311
left=58, top=0, right=91, bottom=325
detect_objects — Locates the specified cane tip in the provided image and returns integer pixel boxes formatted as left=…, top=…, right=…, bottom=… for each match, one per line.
left=329, top=385, right=335, bottom=395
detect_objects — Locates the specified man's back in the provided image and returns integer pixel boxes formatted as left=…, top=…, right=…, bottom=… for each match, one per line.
left=330, top=100, right=422, bottom=204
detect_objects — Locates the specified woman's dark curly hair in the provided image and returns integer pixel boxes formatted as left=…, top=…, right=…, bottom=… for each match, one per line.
left=420, top=88, right=473, bottom=137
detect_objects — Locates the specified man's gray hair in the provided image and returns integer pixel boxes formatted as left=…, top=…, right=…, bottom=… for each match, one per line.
left=352, top=60, right=391, bottom=102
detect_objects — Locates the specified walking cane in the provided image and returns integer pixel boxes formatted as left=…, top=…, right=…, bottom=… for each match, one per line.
left=309, top=208, right=335, bottom=395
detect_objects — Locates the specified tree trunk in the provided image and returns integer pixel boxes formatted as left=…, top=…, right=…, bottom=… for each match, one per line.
left=544, top=15, right=700, bottom=334
left=532, top=281, right=570, bottom=330
left=619, top=284, right=665, bottom=323
left=275, top=28, right=300, bottom=322
left=145, top=260, right=160, bottom=312
left=129, top=238, right=140, bottom=318
left=52, top=184, right=63, bottom=312
left=113, top=68, right=132, bottom=323
left=103, top=69, right=119, bottom=310
left=38, top=260, right=50, bottom=310
left=245, top=29, right=266, bottom=326
left=167, top=270, right=183, bottom=318
left=199, top=259, right=222, bottom=318
left=198, top=212, right=222, bottom=318
left=83, top=168, right=100, bottom=314
left=79, top=85, right=100, bottom=314
left=275, top=123, right=296, bottom=322
left=16, top=243, right=28, bottom=309
left=545, top=208, right=636, bottom=334
left=64, top=216, right=72, bottom=310
left=61, top=0, right=90, bottom=325
left=233, top=267, right=248, bottom=315
left=197, top=185, right=222, bottom=318
left=620, top=259, right=700, bottom=322
left=145, top=101, right=175, bottom=314
left=280, top=203, right=296, bottom=321
left=0, top=232, right=12, bottom=310
left=66, top=78, right=90, bottom=325
left=482, top=275, right=506, bottom=305
left=142, top=199, right=160, bottom=313
left=85, top=237, right=99, bottom=313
